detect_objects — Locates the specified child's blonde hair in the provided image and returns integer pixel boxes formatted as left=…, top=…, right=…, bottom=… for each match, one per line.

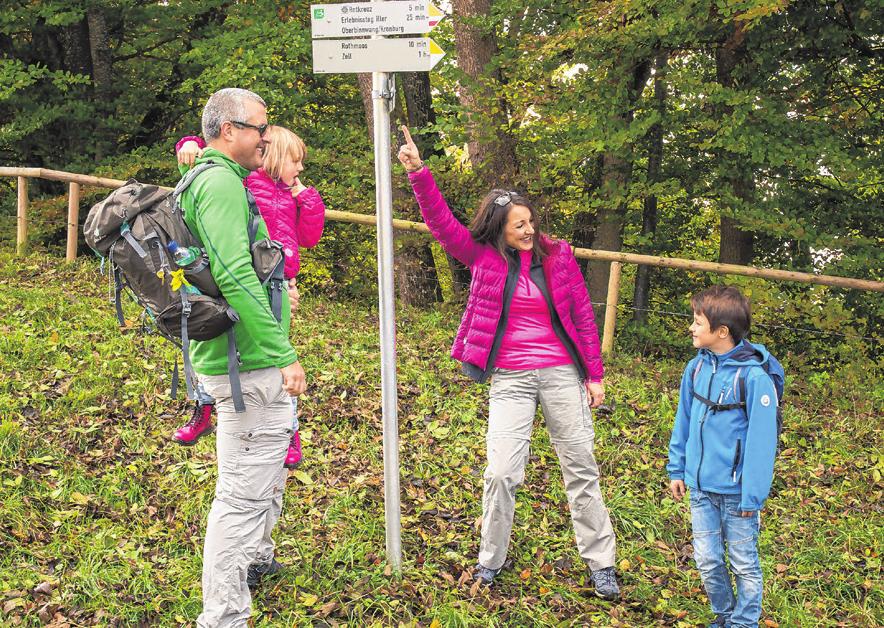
left=262, top=125, right=307, bottom=181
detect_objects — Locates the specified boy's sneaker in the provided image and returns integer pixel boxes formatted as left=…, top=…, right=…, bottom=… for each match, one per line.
left=246, top=558, right=283, bottom=589
left=708, top=616, right=728, bottom=627
left=589, top=566, right=620, bottom=600
left=474, top=563, right=501, bottom=586
left=283, top=430, right=303, bottom=469
left=172, top=403, right=214, bottom=446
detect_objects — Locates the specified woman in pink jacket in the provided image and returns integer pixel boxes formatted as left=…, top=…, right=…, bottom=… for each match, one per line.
left=171, top=126, right=326, bottom=470
left=398, top=127, right=619, bottom=599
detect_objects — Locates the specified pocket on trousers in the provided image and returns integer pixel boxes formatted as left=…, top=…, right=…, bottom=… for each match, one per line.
left=225, top=427, right=290, bottom=501
left=578, top=385, right=594, bottom=433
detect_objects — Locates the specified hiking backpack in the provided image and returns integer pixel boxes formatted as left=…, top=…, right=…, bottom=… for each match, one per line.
left=692, top=354, right=786, bottom=453
left=84, top=163, right=285, bottom=412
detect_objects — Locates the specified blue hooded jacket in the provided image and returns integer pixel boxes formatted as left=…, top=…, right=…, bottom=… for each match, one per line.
left=667, top=340, right=779, bottom=511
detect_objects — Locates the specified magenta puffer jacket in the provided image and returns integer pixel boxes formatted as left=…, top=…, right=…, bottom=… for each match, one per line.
left=407, top=167, right=604, bottom=382
left=176, top=136, right=325, bottom=280
left=244, top=169, right=325, bottom=279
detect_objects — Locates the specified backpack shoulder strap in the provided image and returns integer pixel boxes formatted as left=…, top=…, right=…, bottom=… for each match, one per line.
left=738, top=362, right=779, bottom=407
left=172, top=161, right=221, bottom=201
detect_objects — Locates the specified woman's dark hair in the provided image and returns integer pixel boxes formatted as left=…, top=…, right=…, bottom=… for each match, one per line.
left=690, top=285, right=752, bottom=343
left=468, top=189, right=548, bottom=259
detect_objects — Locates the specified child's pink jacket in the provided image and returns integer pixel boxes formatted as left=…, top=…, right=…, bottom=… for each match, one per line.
left=176, top=136, right=325, bottom=279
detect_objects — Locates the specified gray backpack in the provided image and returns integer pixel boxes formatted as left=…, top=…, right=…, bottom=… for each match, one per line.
left=84, top=163, right=285, bottom=412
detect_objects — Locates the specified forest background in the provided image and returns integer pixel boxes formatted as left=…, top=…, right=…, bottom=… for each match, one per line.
left=0, top=0, right=881, bottom=626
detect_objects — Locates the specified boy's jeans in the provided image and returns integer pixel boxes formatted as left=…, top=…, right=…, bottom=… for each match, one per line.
left=690, top=489, right=763, bottom=628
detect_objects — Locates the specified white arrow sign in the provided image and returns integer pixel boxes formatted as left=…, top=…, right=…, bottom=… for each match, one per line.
left=311, top=1, right=444, bottom=38
left=312, top=37, right=445, bottom=73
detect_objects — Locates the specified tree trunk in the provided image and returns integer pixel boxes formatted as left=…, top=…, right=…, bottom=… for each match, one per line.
left=86, top=9, right=113, bottom=97
left=719, top=207, right=754, bottom=265
left=357, top=73, right=442, bottom=306
left=86, top=8, right=114, bottom=162
left=450, top=0, right=518, bottom=188
left=716, top=23, right=755, bottom=265
left=59, top=19, right=92, bottom=76
left=633, top=52, right=668, bottom=323
left=400, top=71, right=471, bottom=297
left=578, top=60, right=652, bottom=319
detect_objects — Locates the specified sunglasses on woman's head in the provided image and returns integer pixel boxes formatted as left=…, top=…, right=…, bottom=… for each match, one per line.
left=494, top=192, right=518, bottom=207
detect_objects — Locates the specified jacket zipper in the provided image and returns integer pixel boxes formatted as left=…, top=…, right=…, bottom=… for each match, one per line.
left=732, top=439, right=742, bottom=482
left=696, top=356, right=716, bottom=491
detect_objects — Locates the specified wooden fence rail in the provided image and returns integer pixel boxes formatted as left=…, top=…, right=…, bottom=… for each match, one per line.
left=3, top=167, right=882, bottom=354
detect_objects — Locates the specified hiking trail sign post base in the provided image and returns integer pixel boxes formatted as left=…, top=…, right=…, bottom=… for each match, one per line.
left=310, top=1, right=446, bottom=573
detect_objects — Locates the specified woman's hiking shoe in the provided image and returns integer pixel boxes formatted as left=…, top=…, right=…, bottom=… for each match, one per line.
left=246, top=558, right=283, bottom=589
left=474, top=563, right=502, bottom=586
left=172, top=403, right=214, bottom=446
left=589, top=566, right=620, bottom=600
left=283, top=430, right=303, bottom=469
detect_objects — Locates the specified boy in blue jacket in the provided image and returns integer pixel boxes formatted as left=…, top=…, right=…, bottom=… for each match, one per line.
left=668, top=286, right=779, bottom=628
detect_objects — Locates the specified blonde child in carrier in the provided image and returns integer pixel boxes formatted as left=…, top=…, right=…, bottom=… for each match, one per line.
left=171, top=126, right=325, bottom=469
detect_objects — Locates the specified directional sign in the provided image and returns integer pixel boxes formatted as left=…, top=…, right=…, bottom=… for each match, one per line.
left=311, top=1, right=443, bottom=38
left=312, top=37, right=445, bottom=74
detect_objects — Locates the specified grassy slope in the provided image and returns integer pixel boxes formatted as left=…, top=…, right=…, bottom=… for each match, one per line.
left=0, top=252, right=881, bottom=627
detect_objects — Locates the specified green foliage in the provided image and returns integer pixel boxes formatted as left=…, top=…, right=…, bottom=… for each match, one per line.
left=0, top=253, right=881, bottom=625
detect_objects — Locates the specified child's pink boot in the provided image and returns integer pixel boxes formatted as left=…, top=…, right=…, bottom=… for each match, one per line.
left=284, top=431, right=303, bottom=469
left=172, top=403, right=214, bottom=446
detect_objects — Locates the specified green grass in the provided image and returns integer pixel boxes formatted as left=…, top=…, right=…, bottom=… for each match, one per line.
left=0, top=251, right=881, bottom=626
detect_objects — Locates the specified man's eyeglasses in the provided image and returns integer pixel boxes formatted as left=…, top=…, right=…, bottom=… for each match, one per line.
left=230, top=120, right=270, bottom=137
left=494, top=192, right=517, bottom=208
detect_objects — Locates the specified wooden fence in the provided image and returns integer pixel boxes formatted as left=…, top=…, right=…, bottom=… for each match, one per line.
left=2, top=166, right=882, bottom=354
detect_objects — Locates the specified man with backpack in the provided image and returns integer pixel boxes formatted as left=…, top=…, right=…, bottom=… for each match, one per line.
left=176, top=87, right=306, bottom=627
left=667, top=285, right=783, bottom=628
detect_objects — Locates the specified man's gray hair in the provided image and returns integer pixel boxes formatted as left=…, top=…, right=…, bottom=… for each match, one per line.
left=201, top=88, right=267, bottom=140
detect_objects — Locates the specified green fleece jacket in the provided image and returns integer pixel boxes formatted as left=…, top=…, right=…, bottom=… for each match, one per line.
left=177, top=148, right=297, bottom=375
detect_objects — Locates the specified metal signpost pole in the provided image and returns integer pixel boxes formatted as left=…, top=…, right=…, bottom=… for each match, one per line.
left=311, top=0, right=448, bottom=574
left=372, top=68, right=402, bottom=573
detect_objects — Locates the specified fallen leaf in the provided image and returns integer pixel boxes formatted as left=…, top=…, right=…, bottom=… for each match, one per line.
left=469, top=579, right=482, bottom=597
left=318, top=601, right=338, bottom=617
left=33, top=582, right=53, bottom=596
left=291, top=470, right=313, bottom=485
left=301, top=593, right=318, bottom=607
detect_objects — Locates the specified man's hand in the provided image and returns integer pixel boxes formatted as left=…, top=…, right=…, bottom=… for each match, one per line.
left=292, top=177, right=307, bottom=197
left=177, top=140, right=203, bottom=167
left=288, top=282, right=300, bottom=312
left=670, top=479, right=686, bottom=500
left=585, top=380, right=605, bottom=408
left=281, top=361, right=306, bottom=396
left=397, top=125, right=424, bottom=172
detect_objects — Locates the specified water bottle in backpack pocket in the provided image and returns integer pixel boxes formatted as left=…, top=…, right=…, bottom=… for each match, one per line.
left=166, top=240, right=221, bottom=297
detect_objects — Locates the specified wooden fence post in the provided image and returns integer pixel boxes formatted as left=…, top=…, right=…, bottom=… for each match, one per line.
left=66, top=182, right=81, bottom=262
left=602, top=261, right=622, bottom=355
left=16, top=176, right=28, bottom=256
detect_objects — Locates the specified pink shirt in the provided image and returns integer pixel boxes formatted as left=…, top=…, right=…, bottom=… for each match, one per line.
left=494, top=250, right=574, bottom=371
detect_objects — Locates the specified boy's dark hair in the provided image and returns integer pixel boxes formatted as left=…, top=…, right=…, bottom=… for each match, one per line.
left=690, top=285, right=751, bottom=343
